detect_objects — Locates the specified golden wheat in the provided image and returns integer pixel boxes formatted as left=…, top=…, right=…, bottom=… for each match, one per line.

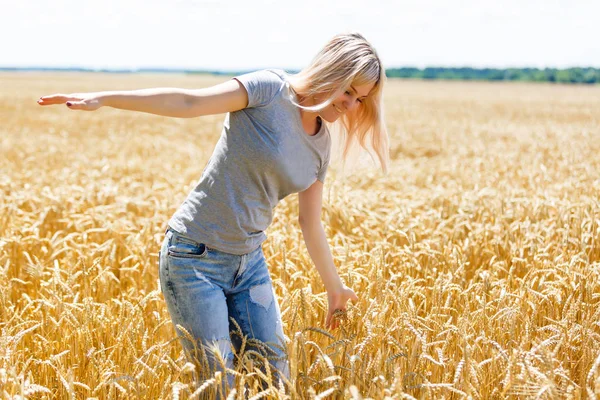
left=1, top=72, right=599, bottom=399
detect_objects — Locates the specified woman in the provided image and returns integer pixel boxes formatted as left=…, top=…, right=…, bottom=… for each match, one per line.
left=38, top=32, right=389, bottom=393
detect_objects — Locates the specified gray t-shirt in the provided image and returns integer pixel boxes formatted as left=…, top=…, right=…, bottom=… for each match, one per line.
left=168, top=69, right=331, bottom=255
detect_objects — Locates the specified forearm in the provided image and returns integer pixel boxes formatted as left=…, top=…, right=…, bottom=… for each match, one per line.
left=98, top=88, right=195, bottom=118
left=300, top=221, right=344, bottom=293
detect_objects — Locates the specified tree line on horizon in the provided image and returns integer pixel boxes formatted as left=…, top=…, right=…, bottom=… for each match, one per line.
left=386, top=67, right=600, bottom=84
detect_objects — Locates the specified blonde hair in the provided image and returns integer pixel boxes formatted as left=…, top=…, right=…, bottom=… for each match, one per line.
left=287, top=32, right=389, bottom=174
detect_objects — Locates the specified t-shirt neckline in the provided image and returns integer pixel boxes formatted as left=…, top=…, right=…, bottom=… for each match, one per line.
left=284, top=81, right=326, bottom=140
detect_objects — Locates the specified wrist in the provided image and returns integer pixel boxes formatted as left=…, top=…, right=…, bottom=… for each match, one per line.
left=96, top=92, right=112, bottom=108
left=325, top=279, right=344, bottom=295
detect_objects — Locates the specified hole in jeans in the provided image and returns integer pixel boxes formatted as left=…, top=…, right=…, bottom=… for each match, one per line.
left=249, top=283, right=273, bottom=310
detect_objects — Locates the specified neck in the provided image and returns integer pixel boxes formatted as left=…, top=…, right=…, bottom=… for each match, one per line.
left=297, top=93, right=321, bottom=136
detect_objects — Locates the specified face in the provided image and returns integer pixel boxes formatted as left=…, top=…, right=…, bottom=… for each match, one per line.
left=317, top=81, right=376, bottom=123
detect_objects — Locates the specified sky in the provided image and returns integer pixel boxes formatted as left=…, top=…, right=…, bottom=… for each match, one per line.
left=1, top=0, right=599, bottom=71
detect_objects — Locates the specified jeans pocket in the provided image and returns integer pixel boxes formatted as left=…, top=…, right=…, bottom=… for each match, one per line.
left=168, top=235, right=209, bottom=259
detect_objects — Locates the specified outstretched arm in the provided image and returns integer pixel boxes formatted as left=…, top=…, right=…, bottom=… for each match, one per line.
left=37, top=78, right=249, bottom=118
left=298, top=179, right=358, bottom=329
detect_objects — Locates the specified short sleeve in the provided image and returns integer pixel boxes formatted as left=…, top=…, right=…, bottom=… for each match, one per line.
left=233, top=69, right=284, bottom=109
left=317, top=159, right=329, bottom=183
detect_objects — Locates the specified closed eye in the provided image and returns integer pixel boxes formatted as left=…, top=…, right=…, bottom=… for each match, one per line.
left=345, top=90, right=364, bottom=104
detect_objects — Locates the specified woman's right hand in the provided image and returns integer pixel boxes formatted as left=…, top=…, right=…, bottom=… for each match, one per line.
left=37, top=93, right=103, bottom=111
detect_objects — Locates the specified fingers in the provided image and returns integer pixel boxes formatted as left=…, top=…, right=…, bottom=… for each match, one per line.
left=326, top=308, right=347, bottom=330
left=326, top=288, right=358, bottom=330
left=37, top=96, right=90, bottom=111
left=326, top=314, right=337, bottom=330
left=37, top=94, right=78, bottom=106
left=37, top=94, right=65, bottom=105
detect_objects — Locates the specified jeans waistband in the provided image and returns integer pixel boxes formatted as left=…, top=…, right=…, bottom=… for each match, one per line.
left=164, top=226, right=263, bottom=257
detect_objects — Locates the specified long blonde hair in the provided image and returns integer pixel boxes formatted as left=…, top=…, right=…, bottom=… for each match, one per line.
left=287, top=32, right=389, bottom=174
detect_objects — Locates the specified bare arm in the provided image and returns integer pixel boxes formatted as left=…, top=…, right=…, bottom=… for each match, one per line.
left=298, top=179, right=358, bottom=329
left=38, top=78, right=249, bottom=118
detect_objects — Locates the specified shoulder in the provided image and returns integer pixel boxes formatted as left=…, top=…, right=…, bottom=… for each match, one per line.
left=263, top=68, right=288, bottom=82
left=237, top=68, right=287, bottom=86
left=233, top=69, right=288, bottom=108
left=257, top=69, right=289, bottom=94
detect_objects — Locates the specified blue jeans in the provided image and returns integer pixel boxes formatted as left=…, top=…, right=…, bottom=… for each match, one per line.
left=158, top=228, right=290, bottom=393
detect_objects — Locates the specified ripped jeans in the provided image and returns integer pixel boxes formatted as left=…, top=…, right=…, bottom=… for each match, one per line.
left=159, top=228, right=290, bottom=393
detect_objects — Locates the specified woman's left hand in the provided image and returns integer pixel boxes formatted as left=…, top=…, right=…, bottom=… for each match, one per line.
left=326, top=285, right=359, bottom=329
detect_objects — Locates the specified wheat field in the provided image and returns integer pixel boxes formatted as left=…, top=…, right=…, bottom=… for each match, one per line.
left=1, top=72, right=599, bottom=399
